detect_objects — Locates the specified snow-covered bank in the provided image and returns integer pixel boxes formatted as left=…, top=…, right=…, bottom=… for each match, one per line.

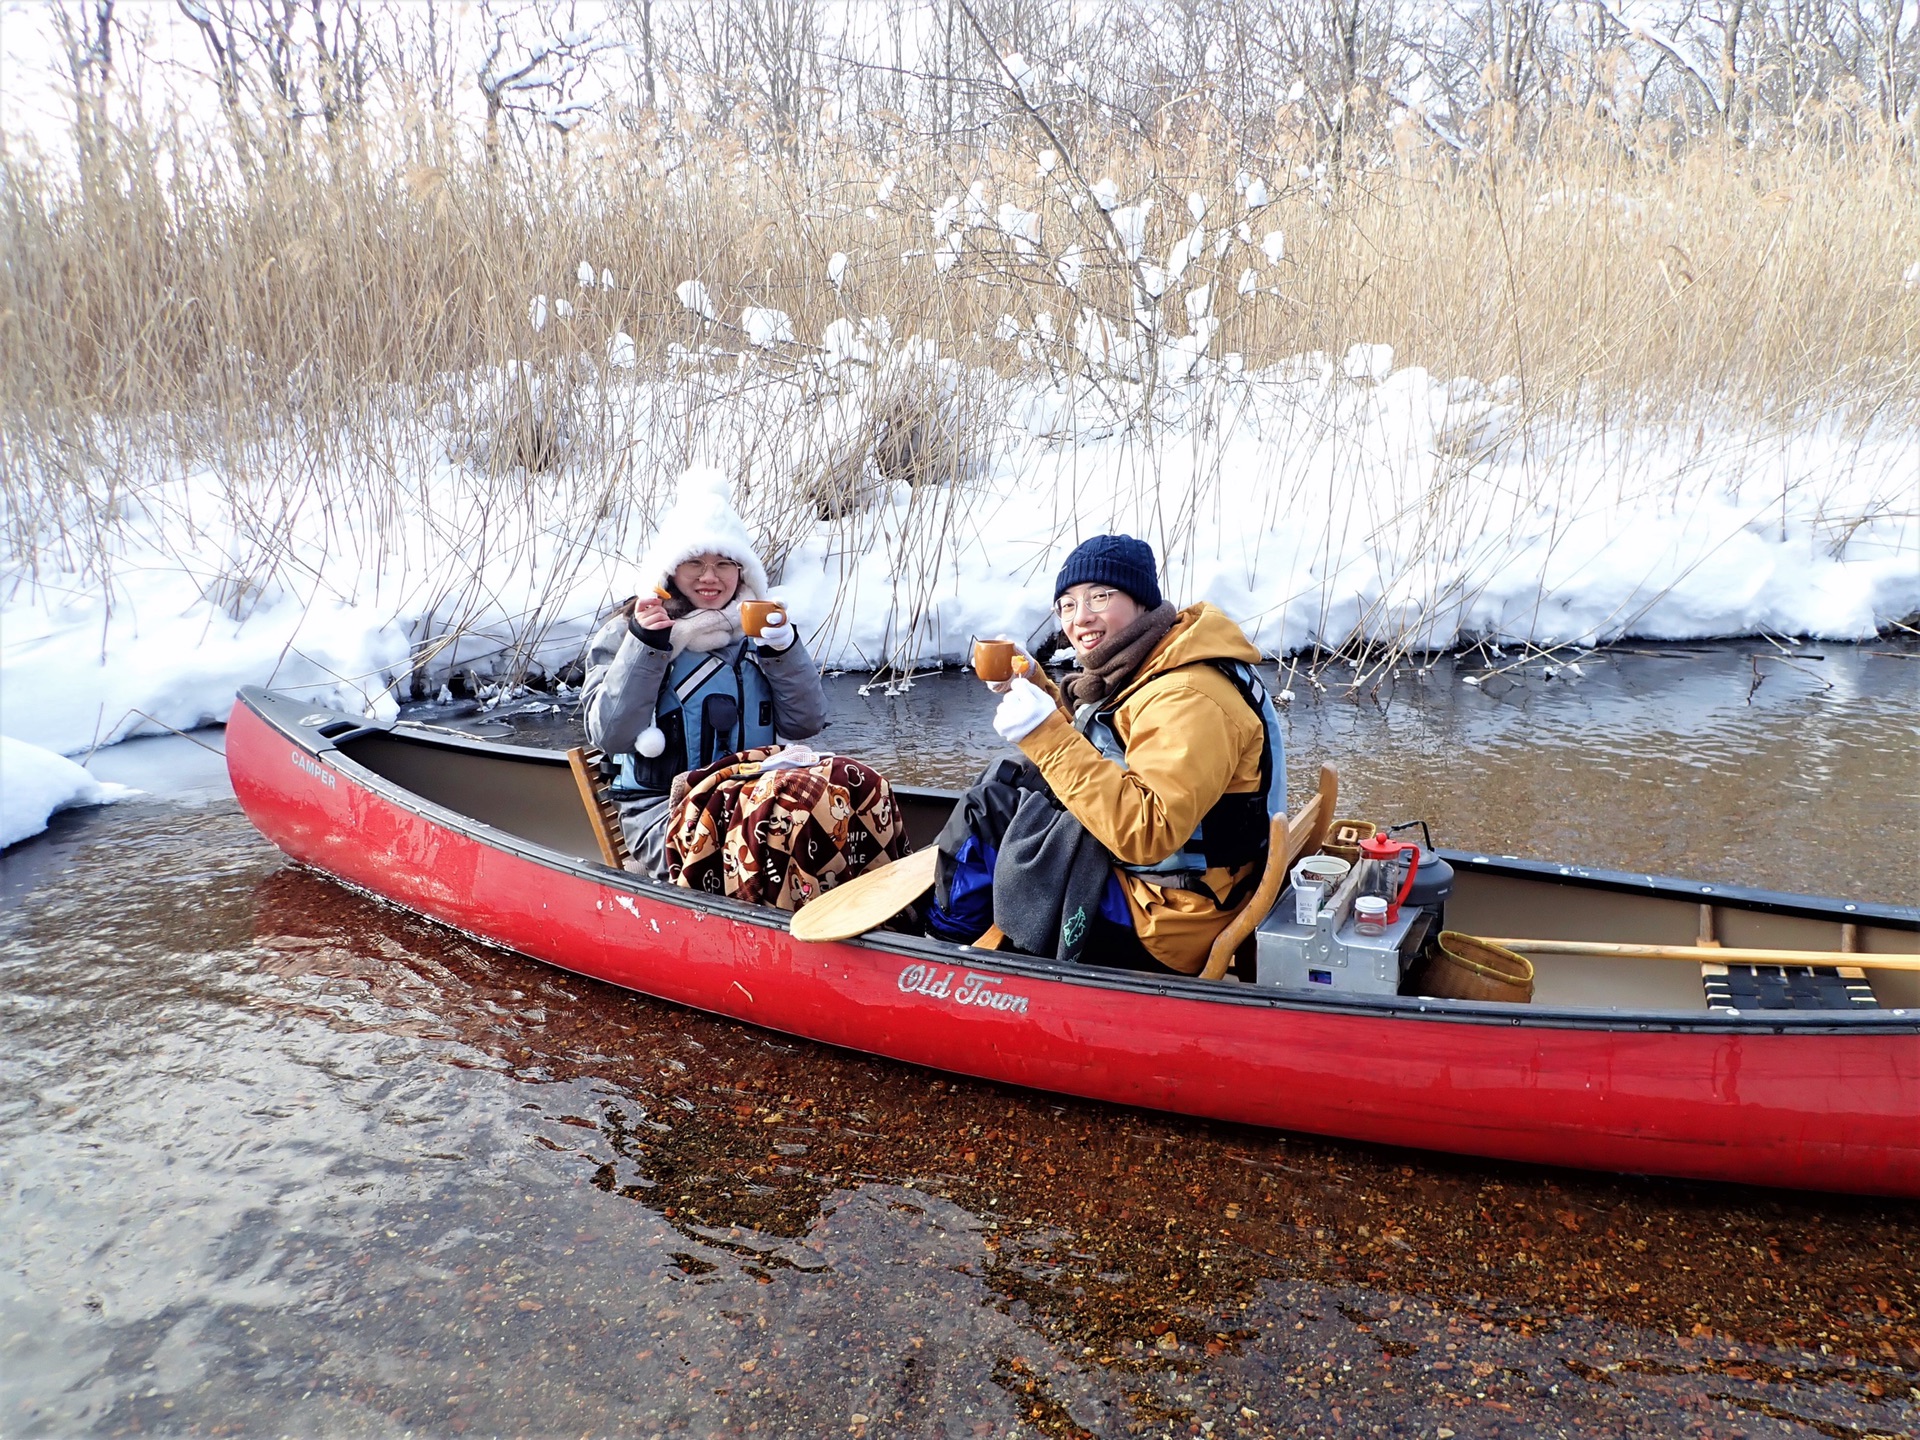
left=0, top=736, right=137, bottom=847
left=2, top=351, right=1915, bottom=756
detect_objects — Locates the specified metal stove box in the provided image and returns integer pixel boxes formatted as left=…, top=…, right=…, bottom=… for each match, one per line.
left=1255, top=886, right=1425, bottom=995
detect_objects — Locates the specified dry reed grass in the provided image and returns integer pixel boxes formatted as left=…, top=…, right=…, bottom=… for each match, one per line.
left=5, top=120, right=1914, bottom=436
left=1, top=114, right=1914, bottom=686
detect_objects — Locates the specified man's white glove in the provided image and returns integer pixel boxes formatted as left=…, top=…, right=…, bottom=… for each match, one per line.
left=992, top=676, right=1056, bottom=744
left=754, top=617, right=797, bottom=653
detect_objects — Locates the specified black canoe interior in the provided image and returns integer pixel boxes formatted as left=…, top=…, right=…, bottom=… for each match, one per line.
left=331, top=722, right=1920, bottom=1015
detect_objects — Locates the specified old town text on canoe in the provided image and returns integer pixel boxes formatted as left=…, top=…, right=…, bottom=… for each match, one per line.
left=897, top=964, right=1031, bottom=1015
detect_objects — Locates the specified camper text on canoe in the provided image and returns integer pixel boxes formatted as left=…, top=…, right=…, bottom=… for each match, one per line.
left=897, top=963, right=1030, bottom=1015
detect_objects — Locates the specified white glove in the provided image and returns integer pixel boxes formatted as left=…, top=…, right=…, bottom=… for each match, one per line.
left=755, top=617, right=796, bottom=653
left=992, top=676, right=1056, bottom=744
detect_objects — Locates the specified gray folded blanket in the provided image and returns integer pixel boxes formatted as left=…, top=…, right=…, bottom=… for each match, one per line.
left=991, top=786, right=1113, bottom=965
left=933, top=757, right=1114, bottom=964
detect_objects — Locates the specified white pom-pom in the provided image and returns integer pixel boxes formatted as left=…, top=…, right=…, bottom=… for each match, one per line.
left=676, top=464, right=732, bottom=506
left=637, top=725, right=666, bottom=759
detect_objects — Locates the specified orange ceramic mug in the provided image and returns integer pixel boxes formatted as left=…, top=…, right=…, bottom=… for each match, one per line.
left=971, top=639, right=1020, bottom=683
left=740, top=599, right=787, bottom=637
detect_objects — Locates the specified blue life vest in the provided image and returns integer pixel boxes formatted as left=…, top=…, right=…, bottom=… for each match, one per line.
left=611, top=641, right=778, bottom=795
left=1076, top=659, right=1287, bottom=885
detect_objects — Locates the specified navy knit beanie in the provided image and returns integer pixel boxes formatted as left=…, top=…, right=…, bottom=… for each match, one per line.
left=1053, top=534, right=1162, bottom=610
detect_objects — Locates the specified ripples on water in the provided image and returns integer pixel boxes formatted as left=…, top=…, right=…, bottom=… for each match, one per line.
left=1, top=644, right=1914, bottom=1437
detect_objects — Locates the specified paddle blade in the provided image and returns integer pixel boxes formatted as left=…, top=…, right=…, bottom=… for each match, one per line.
left=789, top=845, right=940, bottom=943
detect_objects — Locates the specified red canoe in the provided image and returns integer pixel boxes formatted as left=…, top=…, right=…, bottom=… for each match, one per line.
left=226, top=687, right=1920, bottom=1197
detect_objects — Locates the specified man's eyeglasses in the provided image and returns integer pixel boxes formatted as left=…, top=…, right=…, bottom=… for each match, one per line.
left=1055, top=587, right=1121, bottom=622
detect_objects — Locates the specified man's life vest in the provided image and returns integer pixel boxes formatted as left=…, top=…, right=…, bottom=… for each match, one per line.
left=1075, top=659, right=1287, bottom=887
left=610, top=642, right=778, bottom=796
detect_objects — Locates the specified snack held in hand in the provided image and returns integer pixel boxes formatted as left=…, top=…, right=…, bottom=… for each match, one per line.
left=992, top=676, right=1057, bottom=743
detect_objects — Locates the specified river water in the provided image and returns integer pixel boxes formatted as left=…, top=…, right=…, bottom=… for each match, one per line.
left=3, top=642, right=1915, bottom=1438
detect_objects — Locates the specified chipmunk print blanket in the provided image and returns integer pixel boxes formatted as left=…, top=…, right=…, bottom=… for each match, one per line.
left=666, top=745, right=908, bottom=911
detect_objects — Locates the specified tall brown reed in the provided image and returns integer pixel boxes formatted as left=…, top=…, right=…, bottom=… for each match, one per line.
left=1, top=113, right=1914, bottom=683
left=5, top=117, right=1914, bottom=443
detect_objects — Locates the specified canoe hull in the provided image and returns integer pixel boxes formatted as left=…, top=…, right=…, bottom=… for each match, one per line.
left=226, top=694, right=1920, bottom=1198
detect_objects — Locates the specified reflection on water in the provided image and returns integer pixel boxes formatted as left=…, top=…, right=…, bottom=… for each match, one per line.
left=1, top=643, right=1915, bottom=1437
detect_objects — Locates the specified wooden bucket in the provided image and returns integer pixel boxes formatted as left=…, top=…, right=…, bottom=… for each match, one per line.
left=1321, top=818, right=1377, bottom=867
left=1417, top=931, right=1536, bottom=1004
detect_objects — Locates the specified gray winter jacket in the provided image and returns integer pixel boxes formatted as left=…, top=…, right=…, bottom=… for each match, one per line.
left=580, top=613, right=828, bottom=762
left=578, top=613, right=829, bottom=875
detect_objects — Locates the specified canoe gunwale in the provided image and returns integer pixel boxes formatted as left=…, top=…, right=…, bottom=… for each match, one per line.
left=1440, top=849, right=1920, bottom=930
left=350, top=706, right=1920, bottom=929
left=238, top=687, right=1919, bottom=1038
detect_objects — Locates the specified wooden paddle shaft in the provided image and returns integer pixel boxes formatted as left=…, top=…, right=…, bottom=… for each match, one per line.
left=1486, top=938, right=1920, bottom=973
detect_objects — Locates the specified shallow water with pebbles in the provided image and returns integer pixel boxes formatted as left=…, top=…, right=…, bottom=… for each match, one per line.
left=2, top=642, right=1914, bottom=1438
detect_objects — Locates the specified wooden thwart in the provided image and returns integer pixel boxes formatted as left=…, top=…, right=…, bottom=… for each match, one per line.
left=789, top=845, right=940, bottom=943
left=1484, top=937, right=1920, bottom=973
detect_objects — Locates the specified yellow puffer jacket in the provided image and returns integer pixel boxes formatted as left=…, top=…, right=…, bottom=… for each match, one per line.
left=1017, top=603, right=1272, bottom=975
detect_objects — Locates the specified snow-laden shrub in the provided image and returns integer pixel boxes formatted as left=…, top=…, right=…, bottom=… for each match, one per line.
left=441, top=368, right=580, bottom=476
left=799, top=362, right=982, bottom=521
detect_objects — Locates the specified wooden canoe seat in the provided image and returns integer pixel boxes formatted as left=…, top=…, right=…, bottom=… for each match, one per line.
left=1198, top=762, right=1340, bottom=981
left=566, top=745, right=636, bottom=870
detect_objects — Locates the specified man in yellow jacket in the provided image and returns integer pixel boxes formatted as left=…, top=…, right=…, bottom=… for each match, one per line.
left=989, top=535, right=1286, bottom=975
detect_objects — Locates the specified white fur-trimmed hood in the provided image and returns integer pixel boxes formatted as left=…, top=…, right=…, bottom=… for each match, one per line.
left=637, top=466, right=769, bottom=599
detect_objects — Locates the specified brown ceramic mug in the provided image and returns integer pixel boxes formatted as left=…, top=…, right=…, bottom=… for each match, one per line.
left=740, top=600, right=787, bottom=637
left=972, top=638, right=1017, bottom=682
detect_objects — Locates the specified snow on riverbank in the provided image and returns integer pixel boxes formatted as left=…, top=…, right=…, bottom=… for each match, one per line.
left=0, top=736, right=138, bottom=847
left=777, top=372, right=1917, bottom=668
left=2, top=350, right=1915, bottom=756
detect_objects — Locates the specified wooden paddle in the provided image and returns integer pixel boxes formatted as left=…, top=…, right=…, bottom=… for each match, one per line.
left=1483, top=937, right=1920, bottom=972
left=790, top=845, right=940, bottom=943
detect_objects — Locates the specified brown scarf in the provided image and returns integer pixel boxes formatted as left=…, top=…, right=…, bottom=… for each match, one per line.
left=1059, top=602, right=1179, bottom=707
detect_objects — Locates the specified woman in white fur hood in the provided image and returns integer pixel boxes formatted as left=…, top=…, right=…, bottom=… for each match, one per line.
left=579, top=467, right=828, bottom=875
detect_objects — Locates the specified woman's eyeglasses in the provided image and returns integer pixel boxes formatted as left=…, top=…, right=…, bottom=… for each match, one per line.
left=1055, top=587, right=1120, bottom=622
left=680, top=558, right=742, bottom=579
